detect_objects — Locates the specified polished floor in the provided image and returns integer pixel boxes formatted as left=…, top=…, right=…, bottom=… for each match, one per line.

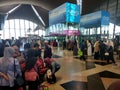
left=42, top=47, right=120, bottom=90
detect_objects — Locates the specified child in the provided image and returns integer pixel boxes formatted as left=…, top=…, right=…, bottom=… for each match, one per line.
left=44, top=58, right=60, bottom=84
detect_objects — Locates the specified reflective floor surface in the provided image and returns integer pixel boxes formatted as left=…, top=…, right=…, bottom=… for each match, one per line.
left=43, top=47, right=120, bottom=90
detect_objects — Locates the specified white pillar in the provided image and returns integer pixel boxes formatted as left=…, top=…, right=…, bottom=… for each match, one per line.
left=76, top=0, right=82, bottom=14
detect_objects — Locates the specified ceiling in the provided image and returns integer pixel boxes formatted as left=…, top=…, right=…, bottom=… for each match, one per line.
left=0, top=0, right=106, bottom=29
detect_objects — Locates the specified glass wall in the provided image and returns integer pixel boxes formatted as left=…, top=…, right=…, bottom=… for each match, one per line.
left=46, top=22, right=120, bottom=39
left=80, top=23, right=120, bottom=39
left=46, top=23, right=79, bottom=36
left=0, top=19, right=45, bottom=39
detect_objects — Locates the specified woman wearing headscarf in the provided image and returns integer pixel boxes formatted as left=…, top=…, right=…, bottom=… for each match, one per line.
left=0, top=47, right=22, bottom=90
left=87, top=40, right=92, bottom=56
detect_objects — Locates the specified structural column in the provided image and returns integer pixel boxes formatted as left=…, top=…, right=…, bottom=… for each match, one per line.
left=113, top=0, right=118, bottom=38
left=76, top=0, right=82, bottom=14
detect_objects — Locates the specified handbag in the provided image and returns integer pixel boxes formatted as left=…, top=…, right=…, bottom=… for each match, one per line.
left=14, top=59, right=24, bottom=86
left=78, top=50, right=83, bottom=57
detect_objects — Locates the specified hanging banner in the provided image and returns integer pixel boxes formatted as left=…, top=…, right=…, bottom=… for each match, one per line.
left=65, top=30, right=80, bottom=36
left=49, top=2, right=80, bottom=26
left=49, top=30, right=80, bottom=36
left=66, top=3, right=80, bottom=23
left=101, top=10, right=110, bottom=26
left=80, top=10, right=110, bottom=28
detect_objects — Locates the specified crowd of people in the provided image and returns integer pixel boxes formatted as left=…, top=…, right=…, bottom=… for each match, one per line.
left=0, top=37, right=119, bottom=90
left=0, top=38, right=61, bottom=90
left=71, top=38, right=119, bottom=65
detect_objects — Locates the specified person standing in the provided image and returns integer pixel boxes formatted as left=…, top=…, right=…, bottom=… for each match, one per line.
left=0, top=47, right=22, bottom=90
left=108, top=46, right=117, bottom=65
left=94, top=40, right=100, bottom=60
left=44, top=40, right=52, bottom=59
left=62, top=39, right=66, bottom=50
left=24, top=49, right=40, bottom=90
left=73, top=40, right=78, bottom=56
left=87, top=40, right=92, bottom=56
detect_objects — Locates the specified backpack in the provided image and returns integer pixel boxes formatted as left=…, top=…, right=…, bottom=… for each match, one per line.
left=24, top=66, right=38, bottom=81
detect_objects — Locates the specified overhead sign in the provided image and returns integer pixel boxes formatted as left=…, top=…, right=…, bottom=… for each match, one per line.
left=101, top=10, right=110, bottom=26
left=66, top=3, right=80, bottom=23
left=80, top=10, right=110, bottom=28
left=49, top=2, right=80, bottom=26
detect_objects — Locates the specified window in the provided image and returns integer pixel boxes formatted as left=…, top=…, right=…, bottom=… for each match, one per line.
left=0, top=19, right=45, bottom=39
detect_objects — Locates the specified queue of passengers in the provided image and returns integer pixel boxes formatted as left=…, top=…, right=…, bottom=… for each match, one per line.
left=72, top=38, right=118, bottom=65
left=0, top=39, right=61, bottom=90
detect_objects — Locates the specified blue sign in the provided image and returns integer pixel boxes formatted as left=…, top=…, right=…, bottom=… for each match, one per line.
left=49, top=2, right=80, bottom=26
left=80, top=10, right=110, bottom=28
left=66, top=3, right=80, bottom=23
left=101, top=10, right=110, bottom=26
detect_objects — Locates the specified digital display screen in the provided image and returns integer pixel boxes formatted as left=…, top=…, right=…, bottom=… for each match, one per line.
left=66, top=3, right=80, bottom=23
left=49, top=2, right=80, bottom=26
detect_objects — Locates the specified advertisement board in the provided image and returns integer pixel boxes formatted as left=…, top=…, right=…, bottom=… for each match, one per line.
left=66, top=3, right=80, bottom=23
left=80, top=10, right=110, bottom=28
left=49, top=30, right=80, bottom=36
left=49, top=2, right=80, bottom=26
left=101, top=10, right=110, bottom=26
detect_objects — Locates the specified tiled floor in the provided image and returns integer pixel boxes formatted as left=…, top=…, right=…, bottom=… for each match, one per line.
left=43, top=47, right=120, bottom=90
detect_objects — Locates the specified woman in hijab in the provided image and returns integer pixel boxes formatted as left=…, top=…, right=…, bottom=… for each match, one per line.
left=0, top=47, right=22, bottom=90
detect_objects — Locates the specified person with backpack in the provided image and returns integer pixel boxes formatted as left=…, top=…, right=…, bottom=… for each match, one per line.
left=24, top=49, right=39, bottom=90
left=24, top=49, right=48, bottom=90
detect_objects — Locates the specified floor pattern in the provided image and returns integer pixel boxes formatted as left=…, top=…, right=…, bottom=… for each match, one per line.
left=61, top=81, right=88, bottom=90
left=44, top=48, right=120, bottom=90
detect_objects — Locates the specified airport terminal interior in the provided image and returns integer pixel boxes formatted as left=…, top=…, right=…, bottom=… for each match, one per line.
left=0, top=0, right=120, bottom=90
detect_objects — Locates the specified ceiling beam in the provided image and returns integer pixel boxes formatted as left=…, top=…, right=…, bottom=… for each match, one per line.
left=31, top=5, right=45, bottom=27
left=7, top=4, right=21, bottom=14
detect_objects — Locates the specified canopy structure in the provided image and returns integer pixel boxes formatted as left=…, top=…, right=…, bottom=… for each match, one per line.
left=80, top=10, right=110, bottom=28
